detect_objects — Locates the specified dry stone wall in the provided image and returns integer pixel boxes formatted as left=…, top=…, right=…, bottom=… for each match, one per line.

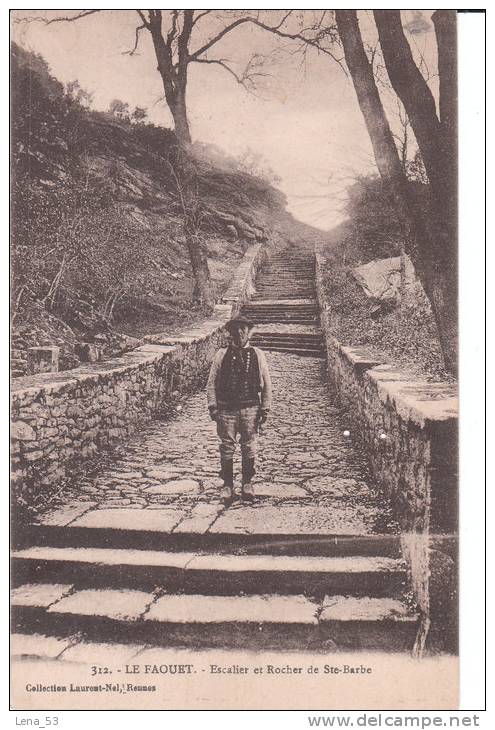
left=11, top=244, right=265, bottom=492
left=315, top=253, right=458, bottom=646
left=315, top=254, right=458, bottom=534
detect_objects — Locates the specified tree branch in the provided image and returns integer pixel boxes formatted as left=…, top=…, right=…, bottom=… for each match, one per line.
left=192, top=51, right=274, bottom=95
left=192, top=10, right=213, bottom=27
left=136, top=10, right=149, bottom=28
left=187, top=10, right=347, bottom=74
left=189, top=11, right=293, bottom=60
left=166, top=10, right=179, bottom=46
left=13, top=9, right=102, bottom=25
left=178, top=10, right=194, bottom=68
left=189, top=16, right=254, bottom=59
left=123, top=23, right=146, bottom=56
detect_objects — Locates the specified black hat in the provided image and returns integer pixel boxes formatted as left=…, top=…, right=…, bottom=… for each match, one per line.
left=224, top=316, right=254, bottom=333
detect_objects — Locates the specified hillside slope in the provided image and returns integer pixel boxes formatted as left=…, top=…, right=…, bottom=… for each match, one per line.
left=11, top=43, right=322, bottom=376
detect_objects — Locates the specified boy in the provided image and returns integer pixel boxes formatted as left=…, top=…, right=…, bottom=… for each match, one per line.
left=207, top=316, right=272, bottom=506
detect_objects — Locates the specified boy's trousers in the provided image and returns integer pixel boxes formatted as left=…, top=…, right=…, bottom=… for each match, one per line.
left=216, top=405, right=259, bottom=460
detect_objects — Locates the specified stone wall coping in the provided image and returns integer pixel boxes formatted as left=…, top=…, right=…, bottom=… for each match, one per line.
left=339, top=344, right=383, bottom=370
left=336, top=341, right=458, bottom=427
left=316, top=253, right=458, bottom=428
left=11, top=349, right=170, bottom=400
left=369, top=371, right=458, bottom=428
left=367, top=364, right=420, bottom=381
left=11, top=250, right=260, bottom=402
left=138, top=344, right=177, bottom=354
left=144, top=304, right=232, bottom=346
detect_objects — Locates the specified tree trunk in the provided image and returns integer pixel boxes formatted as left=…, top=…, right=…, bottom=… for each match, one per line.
left=373, top=12, right=443, bottom=190
left=169, top=88, right=192, bottom=145
left=148, top=16, right=192, bottom=146
left=335, top=10, right=457, bottom=373
left=186, top=233, right=214, bottom=309
left=374, top=10, right=457, bottom=374
left=422, top=265, right=458, bottom=373
left=399, top=241, right=407, bottom=310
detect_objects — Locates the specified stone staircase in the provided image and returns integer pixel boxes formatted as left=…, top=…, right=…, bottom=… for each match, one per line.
left=11, top=247, right=419, bottom=658
left=12, top=525, right=416, bottom=653
left=241, top=249, right=325, bottom=358
left=251, top=252, right=317, bottom=300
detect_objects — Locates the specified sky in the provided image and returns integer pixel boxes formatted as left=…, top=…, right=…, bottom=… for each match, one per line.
left=11, top=10, right=438, bottom=230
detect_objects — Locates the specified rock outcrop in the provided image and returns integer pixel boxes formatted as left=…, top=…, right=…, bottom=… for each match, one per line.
left=350, top=255, right=420, bottom=305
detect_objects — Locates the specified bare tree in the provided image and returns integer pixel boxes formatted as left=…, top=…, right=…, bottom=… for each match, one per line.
left=336, top=10, right=457, bottom=373
left=15, top=10, right=300, bottom=145
left=167, top=151, right=214, bottom=310
left=254, top=9, right=457, bottom=371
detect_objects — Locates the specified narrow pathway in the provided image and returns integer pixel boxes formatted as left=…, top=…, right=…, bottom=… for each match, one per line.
left=26, top=351, right=395, bottom=532
left=12, top=247, right=417, bottom=660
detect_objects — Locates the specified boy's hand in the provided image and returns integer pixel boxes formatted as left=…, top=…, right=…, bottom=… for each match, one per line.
left=257, top=408, right=269, bottom=426
left=209, top=406, right=218, bottom=421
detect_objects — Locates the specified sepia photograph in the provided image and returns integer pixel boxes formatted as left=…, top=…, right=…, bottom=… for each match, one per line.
left=9, top=7, right=470, bottom=712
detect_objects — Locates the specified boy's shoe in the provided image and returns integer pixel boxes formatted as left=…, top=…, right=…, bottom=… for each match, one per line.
left=241, top=456, right=256, bottom=502
left=220, top=458, right=234, bottom=506
left=220, top=484, right=234, bottom=507
left=241, top=480, right=255, bottom=503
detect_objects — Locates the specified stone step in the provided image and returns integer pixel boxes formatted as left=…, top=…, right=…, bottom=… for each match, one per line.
left=260, top=271, right=313, bottom=276
left=248, top=312, right=318, bottom=316
left=263, top=262, right=314, bottom=267
left=12, top=548, right=407, bottom=596
left=247, top=319, right=319, bottom=325
left=254, top=283, right=314, bottom=287
left=251, top=343, right=324, bottom=352
left=250, top=335, right=323, bottom=343
left=242, top=308, right=318, bottom=315
left=246, top=313, right=319, bottom=319
left=252, top=346, right=325, bottom=358
left=253, top=315, right=322, bottom=326
left=256, top=289, right=315, bottom=292
left=243, top=310, right=318, bottom=316
left=258, top=269, right=313, bottom=273
left=243, top=304, right=318, bottom=310
left=253, top=293, right=316, bottom=298
left=254, top=288, right=315, bottom=291
left=241, top=308, right=318, bottom=319
left=256, top=278, right=314, bottom=281
left=244, top=298, right=317, bottom=305
left=259, top=276, right=314, bottom=281
left=11, top=584, right=418, bottom=652
left=252, top=333, right=323, bottom=340
left=19, top=523, right=402, bottom=557
left=255, top=292, right=315, bottom=296
left=255, top=291, right=315, bottom=295
left=251, top=335, right=323, bottom=344
left=257, top=276, right=314, bottom=281
left=251, top=343, right=324, bottom=351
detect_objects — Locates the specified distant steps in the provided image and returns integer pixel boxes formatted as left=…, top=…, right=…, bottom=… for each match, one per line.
left=241, top=251, right=325, bottom=356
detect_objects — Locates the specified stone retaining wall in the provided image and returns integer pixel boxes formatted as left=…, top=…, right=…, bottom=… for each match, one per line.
left=11, top=244, right=265, bottom=492
left=315, top=254, right=458, bottom=534
left=315, top=253, right=458, bottom=649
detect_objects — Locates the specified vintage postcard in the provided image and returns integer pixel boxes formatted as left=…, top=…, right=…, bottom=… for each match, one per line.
left=10, top=8, right=468, bottom=711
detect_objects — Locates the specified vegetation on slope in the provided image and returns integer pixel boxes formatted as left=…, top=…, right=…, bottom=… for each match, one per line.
left=320, top=176, right=452, bottom=382
left=11, top=43, right=316, bottom=376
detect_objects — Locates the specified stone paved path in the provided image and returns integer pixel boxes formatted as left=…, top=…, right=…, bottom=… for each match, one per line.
left=12, top=249, right=415, bottom=672
left=51, top=352, right=397, bottom=536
